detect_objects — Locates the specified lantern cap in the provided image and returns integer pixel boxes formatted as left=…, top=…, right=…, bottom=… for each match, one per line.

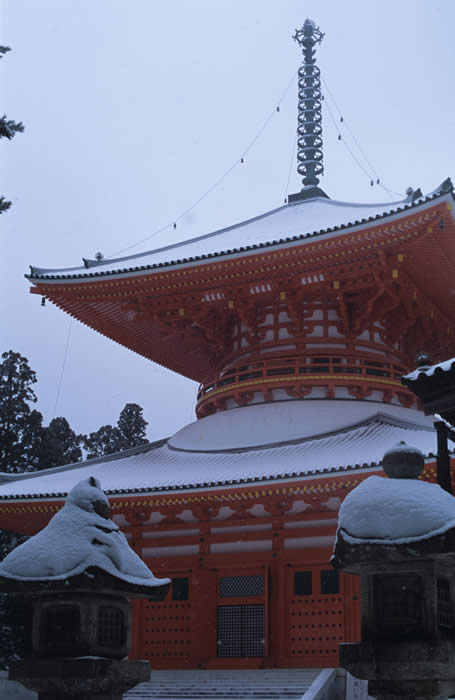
left=0, top=477, right=170, bottom=598
left=382, top=441, right=424, bottom=479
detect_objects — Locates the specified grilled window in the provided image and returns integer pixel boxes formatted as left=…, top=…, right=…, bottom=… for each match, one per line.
left=97, top=606, right=126, bottom=648
left=438, top=579, right=453, bottom=629
left=217, top=604, right=265, bottom=657
left=220, top=575, right=264, bottom=598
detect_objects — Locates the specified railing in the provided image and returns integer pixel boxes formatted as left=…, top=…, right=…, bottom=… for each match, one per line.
left=197, top=354, right=408, bottom=405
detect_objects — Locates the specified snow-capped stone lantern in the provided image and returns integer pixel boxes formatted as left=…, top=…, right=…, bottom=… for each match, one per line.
left=332, top=442, right=455, bottom=700
left=0, top=477, right=170, bottom=700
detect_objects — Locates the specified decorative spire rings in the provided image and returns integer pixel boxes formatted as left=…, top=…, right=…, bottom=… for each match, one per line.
left=293, top=19, right=324, bottom=190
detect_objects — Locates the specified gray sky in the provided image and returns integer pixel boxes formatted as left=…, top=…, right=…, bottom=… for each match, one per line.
left=2, top=0, right=455, bottom=442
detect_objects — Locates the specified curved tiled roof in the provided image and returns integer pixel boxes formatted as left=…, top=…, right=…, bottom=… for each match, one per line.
left=0, top=411, right=443, bottom=501
left=404, top=357, right=455, bottom=382
left=27, top=181, right=453, bottom=283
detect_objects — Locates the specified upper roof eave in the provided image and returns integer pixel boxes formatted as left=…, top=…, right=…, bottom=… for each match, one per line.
left=27, top=186, right=454, bottom=285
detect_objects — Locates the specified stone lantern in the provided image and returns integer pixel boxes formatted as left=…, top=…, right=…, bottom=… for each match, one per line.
left=332, top=442, right=455, bottom=700
left=0, top=476, right=170, bottom=700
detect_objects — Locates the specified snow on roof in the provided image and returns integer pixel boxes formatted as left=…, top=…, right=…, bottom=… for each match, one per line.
left=169, top=400, right=433, bottom=452
left=405, top=357, right=455, bottom=382
left=0, top=477, right=169, bottom=585
left=0, top=407, right=444, bottom=500
left=28, top=187, right=452, bottom=281
left=338, top=475, right=455, bottom=544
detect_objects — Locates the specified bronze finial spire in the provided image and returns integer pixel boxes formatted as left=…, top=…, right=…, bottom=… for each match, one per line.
left=290, top=19, right=327, bottom=201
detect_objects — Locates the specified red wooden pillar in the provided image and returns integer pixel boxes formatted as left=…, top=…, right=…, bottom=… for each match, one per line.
left=268, top=515, right=285, bottom=667
left=127, top=522, right=145, bottom=660
left=192, top=564, right=218, bottom=667
left=343, top=572, right=361, bottom=642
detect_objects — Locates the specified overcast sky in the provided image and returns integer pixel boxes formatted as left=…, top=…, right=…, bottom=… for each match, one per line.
left=2, top=0, right=455, bottom=443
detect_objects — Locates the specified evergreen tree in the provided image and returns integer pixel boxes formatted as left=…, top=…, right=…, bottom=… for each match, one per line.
left=0, top=353, right=82, bottom=666
left=1, top=46, right=24, bottom=214
left=117, top=402, right=148, bottom=449
left=0, top=531, right=32, bottom=669
left=84, top=402, right=148, bottom=458
left=37, top=417, right=84, bottom=469
left=0, top=351, right=43, bottom=473
left=0, top=352, right=37, bottom=666
left=84, top=424, right=123, bottom=459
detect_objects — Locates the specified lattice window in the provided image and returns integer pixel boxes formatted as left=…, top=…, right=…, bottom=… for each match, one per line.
left=217, top=604, right=265, bottom=657
left=438, top=579, right=453, bottom=629
left=220, top=575, right=264, bottom=598
left=97, top=605, right=126, bottom=648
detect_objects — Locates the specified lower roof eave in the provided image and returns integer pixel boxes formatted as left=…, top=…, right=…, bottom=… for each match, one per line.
left=0, top=458, right=441, bottom=505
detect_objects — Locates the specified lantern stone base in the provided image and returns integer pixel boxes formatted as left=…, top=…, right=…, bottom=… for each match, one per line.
left=340, top=641, right=455, bottom=699
left=368, top=678, right=455, bottom=700
left=9, top=657, right=150, bottom=700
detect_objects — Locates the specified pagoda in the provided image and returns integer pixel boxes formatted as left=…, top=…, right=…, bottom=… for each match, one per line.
left=0, top=20, right=454, bottom=670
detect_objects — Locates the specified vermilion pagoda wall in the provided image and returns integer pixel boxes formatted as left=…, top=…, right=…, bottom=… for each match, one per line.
left=125, top=461, right=445, bottom=667
left=0, top=461, right=444, bottom=669
left=118, top=470, right=395, bottom=667
left=131, top=544, right=361, bottom=669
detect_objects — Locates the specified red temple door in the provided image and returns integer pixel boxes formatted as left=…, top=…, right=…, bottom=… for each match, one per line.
left=216, top=569, right=268, bottom=660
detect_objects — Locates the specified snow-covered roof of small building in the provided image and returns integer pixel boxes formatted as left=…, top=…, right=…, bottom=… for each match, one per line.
left=0, top=401, right=444, bottom=501
left=405, top=357, right=455, bottom=382
left=28, top=182, right=453, bottom=281
left=0, top=477, right=169, bottom=587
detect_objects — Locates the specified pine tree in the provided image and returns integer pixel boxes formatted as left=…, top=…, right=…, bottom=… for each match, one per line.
left=0, top=351, right=37, bottom=666
left=0, top=351, right=43, bottom=473
left=117, top=402, right=148, bottom=449
left=0, top=353, right=81, bottom=666
left=1, top=46, right=24, bottom=214
left=0, top=531, right=32, bottom=669
left=84, top=424, right=123, bottom=459
left=84, top=403, right=148, bottom=458
left=37, top=417, right=84, bottom=469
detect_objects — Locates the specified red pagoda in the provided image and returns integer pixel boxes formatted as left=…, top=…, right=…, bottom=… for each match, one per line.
left=0, top=19, right=454, bottom=669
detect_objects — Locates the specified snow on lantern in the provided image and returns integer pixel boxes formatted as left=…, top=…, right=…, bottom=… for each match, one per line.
left=0, top=476, right=170, bottom=700
left=332, top=442, right=455, bottom=700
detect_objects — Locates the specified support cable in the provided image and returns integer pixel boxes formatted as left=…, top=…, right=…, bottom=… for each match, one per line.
left=322, top=77, right=404, bottom=198
left=52, top=317, right=73, bottom=418
left=324, top=97, right=375, bottom=182
left=284, top=134, right=297, bottom=201
left=108, top=71, right=298, bottom=259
